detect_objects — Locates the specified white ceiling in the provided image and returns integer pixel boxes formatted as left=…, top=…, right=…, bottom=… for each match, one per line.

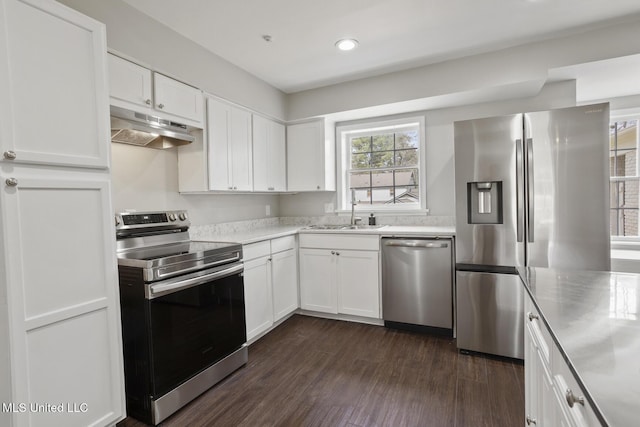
left=122, top=0, right=640, bottom=95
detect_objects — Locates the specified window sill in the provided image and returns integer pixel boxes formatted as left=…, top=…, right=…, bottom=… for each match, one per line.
left=611, top=239, right=640, bottom=251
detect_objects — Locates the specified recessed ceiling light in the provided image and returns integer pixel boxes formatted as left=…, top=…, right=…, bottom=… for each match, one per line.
left=335, top=38, right=358, bottom=51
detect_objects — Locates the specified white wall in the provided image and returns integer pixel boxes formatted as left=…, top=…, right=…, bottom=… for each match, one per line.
left=57, top=0, right=287, bottom=120
left=58, top=0, right=631, bottom=223
left=280, top=81, right=576, bottom=217
left=57, top=0, right=284, bottom=225
left=287, top=17, right=640, bottom=121
left=111, top=142, right=279, bottom=226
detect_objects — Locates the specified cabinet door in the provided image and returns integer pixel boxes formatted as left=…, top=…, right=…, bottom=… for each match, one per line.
left=525, top=328, right=539, bottom=427
left=253, top=116, right=286, bottom=192
left=243, top=256, right=273, bottom=341
left=252, top=114, right=270, bottom=191
left=287, top=121, right=325, bottom=191
left=207, top=97, right=232, bottom=190
left=0, top=169, right=125, bottom=427
left=271, top=248, right=298, bottom=321
left=336, top=250, right=380, bottom=318
left=0, top=0, right=110, bottom=169
left=154, top=73, right=203, bottom=125
left=526, top=326, right=558, bottom=427
left=299, top=249, right=337, bottom=314
left=269, top=121, right=287, bottom=191
left=107, top=53, right=152, bottom=110
left=229, top=106, right=253, bottom=191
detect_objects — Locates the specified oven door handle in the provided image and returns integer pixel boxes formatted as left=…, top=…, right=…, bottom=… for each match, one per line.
left=148, top=263, right=244, bottom=299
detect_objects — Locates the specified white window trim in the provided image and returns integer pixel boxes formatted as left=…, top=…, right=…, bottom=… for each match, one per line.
left=335, top=115, right=427, bottom=214
left=610, top=112, right=640, bottom=246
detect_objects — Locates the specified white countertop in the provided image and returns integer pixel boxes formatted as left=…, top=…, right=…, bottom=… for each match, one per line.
left=193, top=225, right=300, bottom=245
left=519, top=267, right=640, bottom=427
left=193, top=224, right=455, bottom=244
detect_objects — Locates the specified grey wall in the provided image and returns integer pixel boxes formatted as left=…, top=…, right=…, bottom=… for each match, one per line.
left=279, top=81, right=576, bottom=217
left=58, top=0, right=634, bottom=224
left=58, top=0, right=287, bottom=120
left=58, top=0, right=285, bottom=225
left=111, top=142, right=279, bottom=226
left=287, top=17, right=640, bottom=121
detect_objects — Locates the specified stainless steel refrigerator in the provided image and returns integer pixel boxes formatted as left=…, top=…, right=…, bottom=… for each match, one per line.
left=454, top=103, right=610, bottom=359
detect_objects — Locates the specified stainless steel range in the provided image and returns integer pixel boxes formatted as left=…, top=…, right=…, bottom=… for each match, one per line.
left=115, top=210, right=247, bottom=426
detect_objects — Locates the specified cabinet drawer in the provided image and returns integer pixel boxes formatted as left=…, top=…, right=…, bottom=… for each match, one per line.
left=271, top=235, right=296, bottom=253
left=243, top=240, right=271, bottom=261
left=525, top=295, right=552, bottom=363
left=552, top=348, right=600, bottom=427
left=299, top=233, right=379, bottom=251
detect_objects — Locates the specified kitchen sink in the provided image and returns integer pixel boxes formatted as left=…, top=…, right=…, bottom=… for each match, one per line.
left=305, top=224, right=386, bottom=230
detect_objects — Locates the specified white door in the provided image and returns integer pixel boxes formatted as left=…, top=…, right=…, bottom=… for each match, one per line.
left=252, top=114, right=270, bottom=191
left=0, top=0, right=111, bottom=169
left=0, top=170, right=125, bottom=427
left=253, top=116, right=286, bottom=192
left=207, top=97, right=232, bottom=190
left=107, top=53, right=152, bottom=110
left=229, top=106, right=253, bottom=191
left=153, top=73, right=203, bottom=124
left=336, top=250, right=380, bottom=318
left=243, top=256, right=273, bottom=341
left=271, top=249, right=298, bottom=321
left=269, top=121, right=287, bottom=191
left=287, top=121, right=324, bottom=191
left=299, top=249, right=337, bottom=314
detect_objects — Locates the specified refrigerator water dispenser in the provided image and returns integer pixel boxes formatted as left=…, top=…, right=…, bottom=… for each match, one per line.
left=467, top=181, right=502, bottom=224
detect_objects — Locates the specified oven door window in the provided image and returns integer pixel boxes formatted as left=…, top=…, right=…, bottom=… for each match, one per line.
left=147, top=272, right=246, bottom=397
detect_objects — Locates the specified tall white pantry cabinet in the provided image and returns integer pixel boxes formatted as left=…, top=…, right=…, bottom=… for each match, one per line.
left=0, top=0, right=125, bottom=426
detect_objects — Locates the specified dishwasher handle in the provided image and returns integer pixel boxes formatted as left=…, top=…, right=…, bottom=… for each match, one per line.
left=383, top=240, right=449, bottom=249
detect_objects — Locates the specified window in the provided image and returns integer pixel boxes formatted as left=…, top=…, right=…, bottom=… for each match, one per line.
left=610, top=119, right=639, bottom=238
left=337, top=116, right=425, bottom=212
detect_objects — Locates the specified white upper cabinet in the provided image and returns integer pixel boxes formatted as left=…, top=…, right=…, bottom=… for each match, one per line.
left=107, top=53, right=203, bottom=126
left=0, top=0, right=111, bottom=169
left=207, top=96, right=253, bottom=191
left=287, top=120, right=336, bottom=192
left=253, top=115, right=286, bottom=192
left=107, top=54, right=152, bottom=109
left=154, top=73, right=203, bottom=124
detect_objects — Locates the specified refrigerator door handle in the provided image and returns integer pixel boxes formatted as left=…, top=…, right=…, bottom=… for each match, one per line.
left=516, top=138, right=525, bottom=242
left=526, top=138, right=534, bottom=242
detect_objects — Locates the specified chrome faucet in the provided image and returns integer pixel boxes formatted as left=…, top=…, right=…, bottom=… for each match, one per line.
left=350, top=189, right=362, bottom=226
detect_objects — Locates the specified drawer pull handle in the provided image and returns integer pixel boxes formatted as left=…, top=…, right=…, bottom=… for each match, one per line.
left=526, top=415, right=537, bottom=425
left=528, top=312, right=539, bottom=321
left=5, top=177, right=18, bottom=187
left=3, top=150, right=16, bottom=160
left=565, top=389, right=585, bottom=407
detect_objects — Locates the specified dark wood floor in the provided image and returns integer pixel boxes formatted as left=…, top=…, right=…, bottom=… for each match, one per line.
left=118, top=315, right=524, bottom=427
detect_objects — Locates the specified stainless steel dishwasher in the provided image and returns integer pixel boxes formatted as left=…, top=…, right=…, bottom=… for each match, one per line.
left=381, top=237, right=453, bottom=335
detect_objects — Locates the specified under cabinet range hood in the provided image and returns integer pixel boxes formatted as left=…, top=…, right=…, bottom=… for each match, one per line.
left=110, top=106, right=196, bottom=149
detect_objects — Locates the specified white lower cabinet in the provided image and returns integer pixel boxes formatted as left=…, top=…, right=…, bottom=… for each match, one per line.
left=243, top=236, right=298, bottom=341
left=299, top=234, right=380, bottom=319
left=299, top=249, right=337, bottom=313
left=524, top=294, right=600, bottom=426
left=271, top=248, right=299, bottom=321
left=243, top=253, right=273, bottom=341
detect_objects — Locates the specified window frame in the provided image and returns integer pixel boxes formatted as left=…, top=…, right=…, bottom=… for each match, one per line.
left=610, top=112, right=640, bottom=245
left=336, top=115, right=427, bottom=214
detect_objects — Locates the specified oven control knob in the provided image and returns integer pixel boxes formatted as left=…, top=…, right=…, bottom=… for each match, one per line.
left=179, top=212, right=188, bottom=221
left=168, top=213, right=177, bottom=221
left=115, top=216, right=121, bottom=226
